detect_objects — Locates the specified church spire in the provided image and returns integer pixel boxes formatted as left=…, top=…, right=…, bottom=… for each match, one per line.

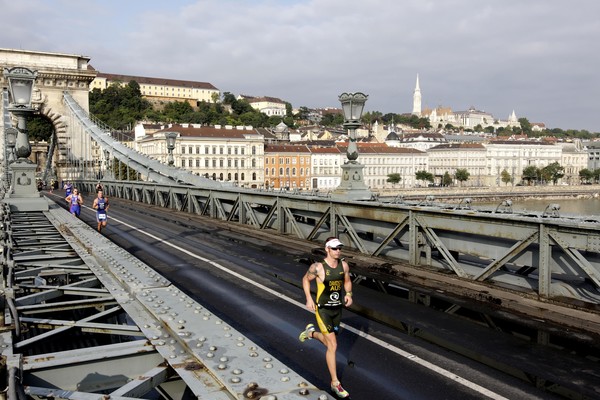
left=412, top=74, right=422, bottom=116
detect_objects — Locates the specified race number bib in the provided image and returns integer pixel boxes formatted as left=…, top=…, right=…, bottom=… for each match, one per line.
left=98, top=213, right=107, bottom=221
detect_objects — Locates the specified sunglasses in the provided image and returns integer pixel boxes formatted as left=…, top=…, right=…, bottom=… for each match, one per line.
left=329, top=247, right=342, bottom=251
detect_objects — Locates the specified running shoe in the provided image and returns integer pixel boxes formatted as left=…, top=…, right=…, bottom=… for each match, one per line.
left=298, top=323, right=315, bottom=342
left=331, top=381, right=349, bottom=398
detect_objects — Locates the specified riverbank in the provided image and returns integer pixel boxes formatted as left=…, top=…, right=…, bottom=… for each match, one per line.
left=375, top=184, right=600, bottom=202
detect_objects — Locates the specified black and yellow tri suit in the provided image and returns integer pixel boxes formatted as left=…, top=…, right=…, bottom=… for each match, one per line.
left=315, top=259, right=345, bottom=334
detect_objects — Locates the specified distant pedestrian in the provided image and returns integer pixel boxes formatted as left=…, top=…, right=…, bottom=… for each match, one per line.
left=299, top=237, right=353, bottom=398
left=64, top=181, right=73, bottom=197
left=95, top=182, right=103, bottom=193
left=92, top=190, right=109, bottom=233
left=65, top=188, right=83, bottom=218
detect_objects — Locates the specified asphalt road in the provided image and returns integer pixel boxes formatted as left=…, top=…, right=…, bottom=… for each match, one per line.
left=47, top=191, right=574, bottom=400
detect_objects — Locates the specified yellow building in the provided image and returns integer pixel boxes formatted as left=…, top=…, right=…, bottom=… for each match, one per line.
left=90, top=72, right=219, bottom=106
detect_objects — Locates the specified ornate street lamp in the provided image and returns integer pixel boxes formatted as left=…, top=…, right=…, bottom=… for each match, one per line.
left=2, top=66, right=47, bottom=210
left=4, top=127, right=17, bottom=186
left=5, top=67, right=37, bottom=160
left=103, top=149, right=111, bottom=179
left=331, top=92, right=373, bottom=201
left=5, top=127, right=17, bottom=163
left=165, top=131, right=178, bottom=166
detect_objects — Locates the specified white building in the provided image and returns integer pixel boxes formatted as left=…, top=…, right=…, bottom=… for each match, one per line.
left=484, top=140, right=562, bottom=186
left=558, top=139, right=588, bottom=184
left=427, top=143, right=488, bottom=186
left=338, top=143, right=427, bottom=189
left=309, top=146, right=344, bottom=190
left=238, top=95, right=287, bottom=117
left=137, top=124, right=264, bottom=188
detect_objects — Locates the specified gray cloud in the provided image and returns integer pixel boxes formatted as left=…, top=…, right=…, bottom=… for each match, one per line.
left=2, top=0, right=599, bottom=131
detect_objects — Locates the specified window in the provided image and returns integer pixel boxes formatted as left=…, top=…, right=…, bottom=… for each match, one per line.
left=279, top=167, right=283, bottom=175
left=196, top=146, right=200, bottom=154
left=188, top=159, right=193, bottom=167
left=228, top=147, right=232, bottom=155
left=212, top=159, right=217, bottom=167
left=220, top=159, right=224, bottom=167
left=265, top=158, right=269, bottom=165
left=265, top=168, right=269, bottom=176
left=181, top=146, right=186, bottom=154
left=252, top=159, right=256, bottom=168
left=252, top=146, right=256, bottom=155
left=181, top=159, right=185, bottom=167
left=292, top=168, right=296, bottom=176
left=220, top=147, right=224, bottom=154
left=212, top=146, right=217, bottom=154
left=228, top=159, right=232, bottom=167
left=205, top=159, right=209, bottom=167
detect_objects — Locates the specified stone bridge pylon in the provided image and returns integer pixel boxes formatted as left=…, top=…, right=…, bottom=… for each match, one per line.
left=0, top=48, right=97, bottom=180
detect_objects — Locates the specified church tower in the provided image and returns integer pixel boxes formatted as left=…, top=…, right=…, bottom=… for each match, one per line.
left=412, top=74, right=422, bottom=116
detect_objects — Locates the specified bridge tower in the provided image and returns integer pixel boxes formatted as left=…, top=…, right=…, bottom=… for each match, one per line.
left=0, top=48, right=97, bottom=181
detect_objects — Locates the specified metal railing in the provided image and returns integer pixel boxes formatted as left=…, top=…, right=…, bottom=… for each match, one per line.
left=75, top=178, right=600, bottom=307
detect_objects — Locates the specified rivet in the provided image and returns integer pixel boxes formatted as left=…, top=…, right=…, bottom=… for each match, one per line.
left=219, top=357, right=228, bottom=362
left=207, top=352, right=215, bottom=358
left=217, top=363, right=227, bottom=370
left=230, top=377, right=241, bottom=383
left=232, top=369, right=243, bottom=375
left=265, top=363, right=273, bottom=369
left=209, top=346, right=217, bottom=351
left=279, top=368, right=289, bottom=374
left=280, top=376, right=290, bottom=382
left=263, top=357, right=272, bottom=362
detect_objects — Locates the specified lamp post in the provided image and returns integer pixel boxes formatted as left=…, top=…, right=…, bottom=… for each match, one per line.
left=2, top=66, right=47, bottom=211
left=103, top=149, right=111, bottom=179
left=165, top=131, right=177, bottom=166
left=331, top=92, right=373, bottom=201
left=3, top=127, right=17, bottom=188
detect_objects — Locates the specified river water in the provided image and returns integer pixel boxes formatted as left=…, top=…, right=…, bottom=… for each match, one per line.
left=474, top=197, right=600, bottom=218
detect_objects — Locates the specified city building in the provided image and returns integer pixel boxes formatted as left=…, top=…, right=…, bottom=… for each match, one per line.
left=337, top=143, right=427, bottom=189
left=427, top=143, right=487, bottom=186
left=90, top=72, right=219, bottom=106
left=264, top=144, right=312, bottom=190
left=238, top=95, right=287, bottom=117
left=485, top=140, right=562, bottom=186
left=137, top=124, right=265, bottom=188
left=308, top=146, right=343, bottom=191
left=558, top=139, right=588, bottom=184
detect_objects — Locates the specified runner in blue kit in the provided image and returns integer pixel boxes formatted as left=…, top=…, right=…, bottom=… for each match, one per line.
left=65, top=188, right=83, bottom=217
left=92, top=190, right=109, bottom=233
left=299, top=237, right=353, bottom=398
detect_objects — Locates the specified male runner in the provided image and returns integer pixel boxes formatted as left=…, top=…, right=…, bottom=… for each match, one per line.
left=92, top=190, right=109, bottom=232
left=299, top=237, right=353, bottom=398
left=65, top=188, right=83, bottom=217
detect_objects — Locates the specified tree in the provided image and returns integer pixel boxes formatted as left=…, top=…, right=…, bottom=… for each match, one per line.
left=579, top=168, right=594, bottom=184
left=541, top=162, right=565, bottom=185
left=522, top=165, right=539, bottom=185
left=386, top=173, right=401, bottom=186
left=518, top=117, right=532, bottom=136
left=501, top=169, right=512, bottom=185
left=26, top=115, right=54, bottom=142
left=415, top=170, right=434, bottom=186
left=442, top=171, right=453, bottom=186
left=454, top=168, right=470, bottom=186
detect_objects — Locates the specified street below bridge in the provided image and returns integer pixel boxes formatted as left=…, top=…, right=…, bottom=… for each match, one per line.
left=44, top=190, right=599, bottom=400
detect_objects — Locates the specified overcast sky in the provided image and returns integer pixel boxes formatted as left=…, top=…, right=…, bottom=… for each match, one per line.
left=2, top=0, right=599, bottom=132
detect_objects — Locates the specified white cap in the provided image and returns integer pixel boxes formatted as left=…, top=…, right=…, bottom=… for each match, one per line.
left=326, top=238, right=344, bottom=248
